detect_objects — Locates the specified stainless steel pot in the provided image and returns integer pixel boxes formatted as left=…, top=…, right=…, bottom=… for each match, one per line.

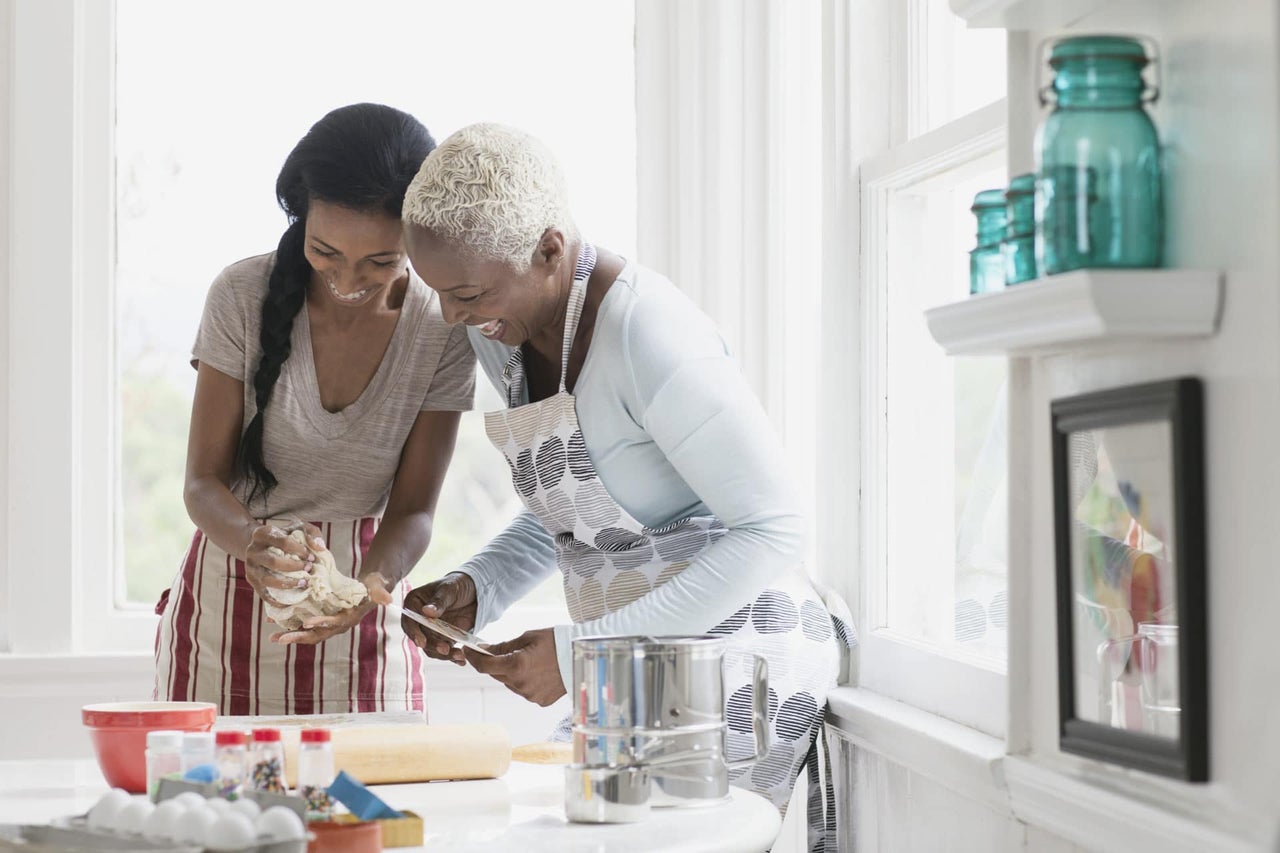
left=563, top=764, right=652, bottom=824
left=568, top=635, right=770, bottom=812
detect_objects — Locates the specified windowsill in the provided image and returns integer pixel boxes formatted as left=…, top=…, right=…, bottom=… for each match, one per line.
left=1003, top=755, right=1266, bottom=852
left=0, top=651, right=492, bottom=695
left=825, top=686, right=1011, bottom=814
left=825, top=686, right=1265, bottom=852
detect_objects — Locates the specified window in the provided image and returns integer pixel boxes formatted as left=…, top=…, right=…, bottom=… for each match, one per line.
left=113, top=1, right=636, bottom=639
left=857, top=0, right=1009, bottom=734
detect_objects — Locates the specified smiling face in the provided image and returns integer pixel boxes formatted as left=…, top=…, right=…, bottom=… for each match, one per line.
left=303, top=199, right=410, bottom=308
left=404, top=224, right=568, bottom=346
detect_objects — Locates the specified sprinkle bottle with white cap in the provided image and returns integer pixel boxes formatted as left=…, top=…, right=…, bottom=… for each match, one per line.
left=144, top=730, right=183, bottom=802
left=181, top=731, right=216, bottom=777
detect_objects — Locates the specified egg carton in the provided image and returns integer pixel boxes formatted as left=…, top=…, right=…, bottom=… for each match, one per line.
left=154, top=780, right=305, bottom=818
left=0, top=822, right=304, bottom=853
left=34, top=781, right=312, bottom=853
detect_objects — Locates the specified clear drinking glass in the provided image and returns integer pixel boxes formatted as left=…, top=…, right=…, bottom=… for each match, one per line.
left=1138, top=622, right=1180, bottom=737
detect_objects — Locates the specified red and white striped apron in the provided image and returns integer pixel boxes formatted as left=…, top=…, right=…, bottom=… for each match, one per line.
left=153, top=518, right=425, bottom=716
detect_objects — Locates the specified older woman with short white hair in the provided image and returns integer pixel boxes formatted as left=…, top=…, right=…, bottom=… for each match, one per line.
left=399, top=123, right=853, bottom=848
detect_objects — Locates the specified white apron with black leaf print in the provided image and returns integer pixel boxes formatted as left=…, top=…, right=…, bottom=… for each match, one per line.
left=483, top=245, right=854, bottom=851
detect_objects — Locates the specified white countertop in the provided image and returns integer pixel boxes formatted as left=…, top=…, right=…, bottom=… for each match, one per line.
left=0, top=760, right=780, bottom=853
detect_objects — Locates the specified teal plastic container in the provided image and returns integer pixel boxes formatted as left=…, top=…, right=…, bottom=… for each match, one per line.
left=970, top=188, right=1008, bottom=295
left=1034, top=35, right=1163, bottom=273
left=1003, top=173, right=1037, bottom=285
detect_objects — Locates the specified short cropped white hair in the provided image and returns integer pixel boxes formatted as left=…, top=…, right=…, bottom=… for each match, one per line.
left=402, top=123, right=578, bottom=271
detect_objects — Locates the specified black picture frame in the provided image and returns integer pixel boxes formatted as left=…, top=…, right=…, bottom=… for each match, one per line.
left=1051, top=377, right=1208, bottom=782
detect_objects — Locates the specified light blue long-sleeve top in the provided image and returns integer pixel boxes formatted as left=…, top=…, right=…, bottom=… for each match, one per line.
left=458, top=260, right=807, bottom=692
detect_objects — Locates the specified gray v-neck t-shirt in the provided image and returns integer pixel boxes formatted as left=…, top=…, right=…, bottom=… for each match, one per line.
left=192, top=252, right=476, bottom=521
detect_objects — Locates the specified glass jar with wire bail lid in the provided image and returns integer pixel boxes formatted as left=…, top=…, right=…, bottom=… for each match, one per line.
left=1002, top=173, right=1037, bottom=284
left=969, top=188, right=1008, bottom=295
left=1034, top=35, right=1163, bottom=273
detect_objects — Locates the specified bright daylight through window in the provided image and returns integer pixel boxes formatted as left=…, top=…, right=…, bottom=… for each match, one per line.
left=872, top=0, right=1009, bottom=668
left=114, top=0, right=636, bottom=634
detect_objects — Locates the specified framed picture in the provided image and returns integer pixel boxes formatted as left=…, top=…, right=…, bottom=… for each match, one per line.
left=1051, top=377, right=1207, bottom=781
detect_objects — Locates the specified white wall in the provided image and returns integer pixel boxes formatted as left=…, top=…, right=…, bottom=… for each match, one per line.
left=832, top=733, right=1085, bottom=852
left=1014, top=0, right=1280, bottom=843
left=0, top=0, right=11, bottom=655
left=826, top=0, right=1280, bottom=851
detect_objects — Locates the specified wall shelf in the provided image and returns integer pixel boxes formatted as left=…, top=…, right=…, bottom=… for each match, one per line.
left=949, top=0, right=1110, bottom=29
left=924, top=269, right=1223, bottom=356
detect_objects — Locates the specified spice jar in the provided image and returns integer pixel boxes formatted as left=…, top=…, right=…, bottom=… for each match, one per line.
left=1034, top=35, right=1162, bottom=272
left=250, top=728, right=287, bottom=794
left=145, top=730, right=183, bottom=802
left=1002, top=173, right=1037, bottom=284
left=181, top=731, right=216, bottom=777
left=297, top=729, right=336, bottom=821
left=215, top=730, right=248, bottom=800
left=969, top=189, right=1007, bottom=295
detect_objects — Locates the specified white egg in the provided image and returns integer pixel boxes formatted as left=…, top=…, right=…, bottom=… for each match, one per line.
left=229, top=797, right=260, bottom=820
left=205, top=796, right=233, bottom=815
left=255, top=805, right=306, bottom=841
left=142, top=800, right=186, bottom=843
left=204, top=811, right=257, bottom=850
left=180, top=808, right=220, bottom=846
left=173, top=791, right=207, bottom=810
left=114, top=799, right=154, bottom=835
left=86, top=788, right=131, bottom=830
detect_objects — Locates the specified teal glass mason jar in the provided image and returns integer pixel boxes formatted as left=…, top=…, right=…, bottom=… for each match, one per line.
left=1034, top=35, right=1163, bottom=273
left=1003, top=173, right=1037, bottom=284
left=969, top=189, right=1007, bottom=295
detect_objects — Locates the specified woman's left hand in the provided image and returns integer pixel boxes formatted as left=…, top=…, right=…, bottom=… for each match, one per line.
left=465, top=628, right=566, bottom=707
left=271, top=574, right=393, bottom=645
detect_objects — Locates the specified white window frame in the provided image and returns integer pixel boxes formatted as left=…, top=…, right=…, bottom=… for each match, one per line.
left=824, top=0, right=1011, bottom=736
left=0, top=0, right=624, bottom=656
left=858, top=99, right=1008, bottom=735
left=5, top=0, right=145, bottom=654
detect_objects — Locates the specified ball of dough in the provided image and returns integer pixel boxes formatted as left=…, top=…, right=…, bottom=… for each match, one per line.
left=263, top=530, right=368, bottom=630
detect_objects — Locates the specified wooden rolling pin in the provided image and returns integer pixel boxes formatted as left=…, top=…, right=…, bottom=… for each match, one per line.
left=279, top=723, right=511, bottom=787
left=510, top=741, right=573, bottom=765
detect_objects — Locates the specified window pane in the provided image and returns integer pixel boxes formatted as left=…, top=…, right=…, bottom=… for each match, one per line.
left=115, top=0, right=636, bottom=612
left=911, top=0, right=1006, bottom=137
left=883, top=151, right=1008, bottom=665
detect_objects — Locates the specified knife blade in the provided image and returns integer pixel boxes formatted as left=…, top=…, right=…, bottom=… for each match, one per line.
left=388, top=604, right=494, bottom=656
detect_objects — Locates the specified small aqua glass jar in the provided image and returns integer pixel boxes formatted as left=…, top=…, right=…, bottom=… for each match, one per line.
left=1002, top=173, right=1037, bottom=285
left=969, top=189, right=1007, bottom=295
left=1034, top=35, right=1163, bottom=273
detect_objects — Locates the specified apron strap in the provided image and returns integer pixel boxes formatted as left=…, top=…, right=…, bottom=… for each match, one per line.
left=558, top=243, right=598, bottom=394
left=804, top=713, right=841, bottom=852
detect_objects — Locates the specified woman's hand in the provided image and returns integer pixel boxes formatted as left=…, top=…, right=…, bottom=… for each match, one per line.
left=465, top=628, right=566, bottom=707
left=244, top=522, right=325, bottom=606
left=401, top=573, right=478, bottom=665
left=271, top=573, right=393, bottom=645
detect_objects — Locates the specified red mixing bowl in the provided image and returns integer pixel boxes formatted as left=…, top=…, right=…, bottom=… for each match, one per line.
left=81, top=701, right=217, bottom=792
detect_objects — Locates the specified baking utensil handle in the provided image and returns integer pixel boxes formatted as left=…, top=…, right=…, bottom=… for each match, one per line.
left=726, top=654, right=770, bottom=770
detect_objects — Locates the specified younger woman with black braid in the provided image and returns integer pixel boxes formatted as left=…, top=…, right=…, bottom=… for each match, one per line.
left=154, top=104, right=475, bottom=715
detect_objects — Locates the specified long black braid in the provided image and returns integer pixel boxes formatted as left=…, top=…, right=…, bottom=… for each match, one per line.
left=236, top=103, right=436, bottom=504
